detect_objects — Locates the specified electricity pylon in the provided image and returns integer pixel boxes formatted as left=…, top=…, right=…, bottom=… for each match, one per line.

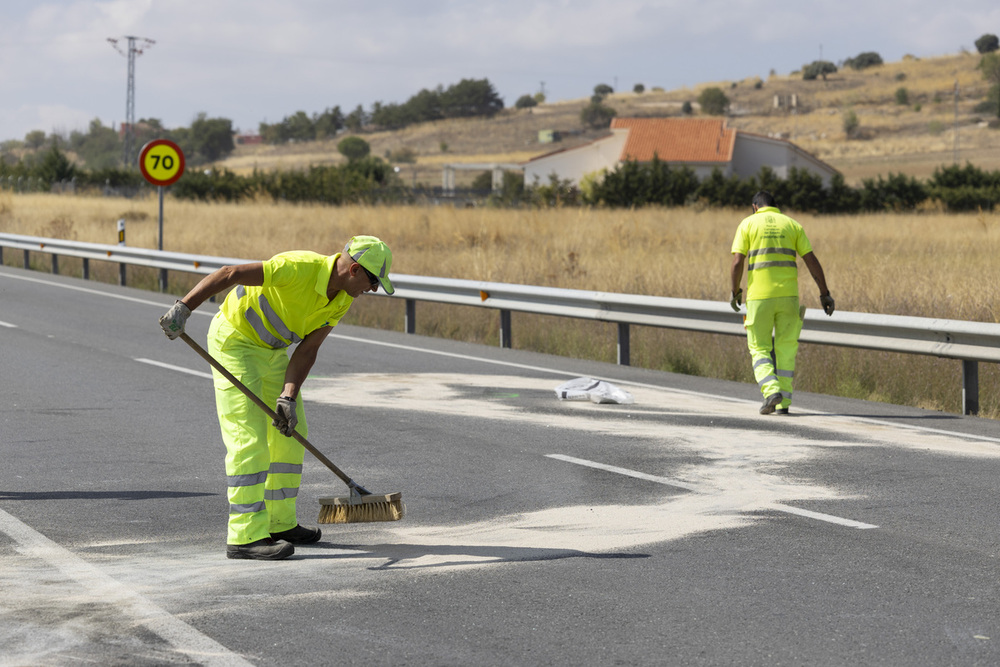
left=107, top=35, right=155, bottom=168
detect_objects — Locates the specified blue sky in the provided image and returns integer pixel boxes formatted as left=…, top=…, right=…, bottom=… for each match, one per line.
left=1, top=0, right=999, bottom=142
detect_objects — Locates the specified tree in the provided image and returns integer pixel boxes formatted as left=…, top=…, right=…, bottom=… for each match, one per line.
left=803, top=60, right=837, bottom=81
left=593, top=83, right=614, bottom=99
left=439, top=78, right=504, bottom=118
left=35, top=145, right=76, bottom=186
left=190, top=113, right=235, bottom=163
left=975, top=34, right=999, bottom=54
left=980, top=52, right=1000, bottom=117
left=24, top=130, right=46, bottom=149
left=844, top=52, right=883, bottom=70
left=580, top=101, right=617, bottom=129
left=344, top=105, right=368, bottom=132
left=69, top=118, right=122, bottom=169
left=313, top=106, right=344, bottom=139
left=515, top=94, right=538, bottom=109
left=697, top=87, right=729, bottom=115
left=633, top=83, right=645, bottom=94
left=337, top=136, right=370, bottom=162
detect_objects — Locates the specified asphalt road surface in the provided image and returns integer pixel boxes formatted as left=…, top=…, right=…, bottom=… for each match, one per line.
left=2, top=264, right=1000, bottom=666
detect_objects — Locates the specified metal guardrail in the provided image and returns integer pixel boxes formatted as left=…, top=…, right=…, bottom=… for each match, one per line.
left=2, top=232, right=998, bottom=415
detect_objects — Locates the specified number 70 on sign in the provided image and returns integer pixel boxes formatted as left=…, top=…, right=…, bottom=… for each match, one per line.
left=139, top=139, right=186, bottom=187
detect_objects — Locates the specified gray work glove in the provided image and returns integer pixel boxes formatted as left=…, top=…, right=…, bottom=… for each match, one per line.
left=730, top=288, right=743, bottom=313
left=273, top=396, right=297, bottom=436
left=820, top=293, right=835, bottom=316
left=159, top=300, right=191, bottom=339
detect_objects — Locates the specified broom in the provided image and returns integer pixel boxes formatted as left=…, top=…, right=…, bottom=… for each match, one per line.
left=179, top=332, right=404, bottom=524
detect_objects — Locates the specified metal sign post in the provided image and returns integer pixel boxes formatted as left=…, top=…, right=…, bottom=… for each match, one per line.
left=138, top=139, right=185, bottom=291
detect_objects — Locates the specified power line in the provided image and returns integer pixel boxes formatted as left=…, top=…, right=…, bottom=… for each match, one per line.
left=107, top=35, right=155, bottom=169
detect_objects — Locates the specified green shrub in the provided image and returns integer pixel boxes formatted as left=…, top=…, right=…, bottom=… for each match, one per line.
left=802, top=60, right=837, bottom=80
left=844, top=52, right=884, bottom=70
left=697, top=87, right=729, bottom=115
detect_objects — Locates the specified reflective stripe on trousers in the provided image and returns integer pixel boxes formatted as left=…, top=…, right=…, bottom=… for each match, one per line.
left=208, top=313, right=307, bottom=545
left=744, top=296, right=802, bottom=409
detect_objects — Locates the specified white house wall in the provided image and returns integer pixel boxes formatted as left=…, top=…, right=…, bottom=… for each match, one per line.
left=731, top=134, right=838, bottom=188
left=523, top=131, right=629, bottom=186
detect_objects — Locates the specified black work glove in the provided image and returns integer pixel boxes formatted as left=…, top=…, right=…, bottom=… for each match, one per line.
left=730, top=288, right=743, bottom=313
left=273, top=396, right=297, bottom=436
left=820, top=293, right=835, bottom=316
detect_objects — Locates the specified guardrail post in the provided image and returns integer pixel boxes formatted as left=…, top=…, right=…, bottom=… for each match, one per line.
left=119, top=263, right=127, bottom=286
left=963, top=360, right=979, bottom=416
left=617, top=322, right=631, bottom=366
left=23, top=249, right=29, bottom=269
left=405, top=299, right=416, bottom=334
left=82, top=258, right=90, bottom=280
left=159, top=268, right=168, bottom=292
left=51, top=254, right=59, bottom=275
left=499, top=309, right=512, bottom=348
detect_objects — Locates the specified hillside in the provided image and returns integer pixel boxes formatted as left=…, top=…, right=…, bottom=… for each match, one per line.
left=218, top=52, right=1000, bottom=187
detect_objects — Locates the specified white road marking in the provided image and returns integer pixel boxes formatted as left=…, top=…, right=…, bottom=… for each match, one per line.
left=545, top=453, right=700, bottom=491
left=0, top=320, right=17, bottom=328
left=771, top=505, right=878, bottom=529
left=546, top=454, right=877, bottom=529
left=135, top=357, right=212, bottom=379
left=0, top=508, right=254, bottom=667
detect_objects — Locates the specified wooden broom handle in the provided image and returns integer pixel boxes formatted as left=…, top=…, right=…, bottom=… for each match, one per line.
left=179, top=332, right=369, bottom=494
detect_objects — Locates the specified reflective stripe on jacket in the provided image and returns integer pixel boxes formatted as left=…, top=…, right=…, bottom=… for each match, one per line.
left=731, top=206, right=813, bottom=300
left=219, top=250, right=352, bottom=348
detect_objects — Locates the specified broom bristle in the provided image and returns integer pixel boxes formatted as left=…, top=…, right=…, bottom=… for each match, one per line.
left=317, top=492, right=404, bottom=524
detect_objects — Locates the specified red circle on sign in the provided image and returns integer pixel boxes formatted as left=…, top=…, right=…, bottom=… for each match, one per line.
left=139, top=139, right=186, bottom=186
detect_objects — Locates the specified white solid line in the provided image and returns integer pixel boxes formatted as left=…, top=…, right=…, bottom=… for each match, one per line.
left=546, top=454, right=878, bottom=530
left=135, top=357, right=213, bottom=379
left=0, top=508, right=254, bottom=667
left=0, top=320, right=17, bottom=328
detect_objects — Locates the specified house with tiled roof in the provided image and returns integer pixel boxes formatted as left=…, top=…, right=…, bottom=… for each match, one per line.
left=522, top=117, right=839, bottom=189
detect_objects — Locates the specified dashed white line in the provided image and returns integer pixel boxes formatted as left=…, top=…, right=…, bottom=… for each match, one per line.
left=135, top=357, right=212, bottom=379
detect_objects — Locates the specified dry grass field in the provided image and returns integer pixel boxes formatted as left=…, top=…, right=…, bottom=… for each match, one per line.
left=3, top=192, right=1000, bottom=418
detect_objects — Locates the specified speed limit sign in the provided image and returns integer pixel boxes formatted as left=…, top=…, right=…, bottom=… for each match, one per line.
left=139, top=139, right=185, bottom=186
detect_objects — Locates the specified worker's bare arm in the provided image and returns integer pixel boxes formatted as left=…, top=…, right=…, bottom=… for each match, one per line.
left=801, top=252, right=829, bottom=295
left=179, top=263, right=265, bottom=311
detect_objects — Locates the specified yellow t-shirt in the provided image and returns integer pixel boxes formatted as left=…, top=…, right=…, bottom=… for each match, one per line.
left=731, top=206, right=813, bottom=300
left=220, top=251, right=353, bottom=348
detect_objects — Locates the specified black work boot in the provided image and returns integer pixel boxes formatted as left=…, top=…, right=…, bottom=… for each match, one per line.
left=226, top=538, right=294, bottom=560
left=270, top=525, right=322, bottom=544
left=759, top=393, right=782, bottom=415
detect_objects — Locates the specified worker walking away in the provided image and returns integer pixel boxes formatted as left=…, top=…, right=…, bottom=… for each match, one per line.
left=729, top=191, right=834, bottom=415
left=158, top=236, right=394, bottom=560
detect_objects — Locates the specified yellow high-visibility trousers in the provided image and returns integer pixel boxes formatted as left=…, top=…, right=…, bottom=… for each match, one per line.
left=208, top=313, right=307, bottom=545
left=744, top=296, right=802, bottom=410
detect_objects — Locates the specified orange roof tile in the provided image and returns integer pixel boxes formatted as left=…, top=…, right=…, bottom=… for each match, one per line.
left=611, top=117, right=735, bottom=163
